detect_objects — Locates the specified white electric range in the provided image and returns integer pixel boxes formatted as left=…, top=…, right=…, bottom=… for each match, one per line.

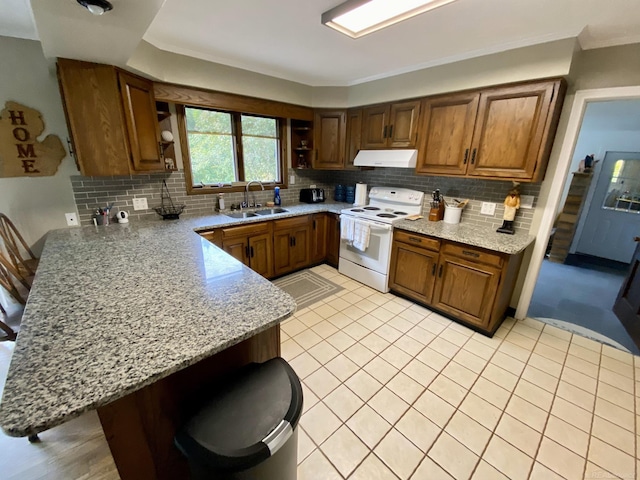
left=339, top=187, right=425, bottom=292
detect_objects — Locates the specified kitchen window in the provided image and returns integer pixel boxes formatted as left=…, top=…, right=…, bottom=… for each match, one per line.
left=177, top=105, right=287, bottom=194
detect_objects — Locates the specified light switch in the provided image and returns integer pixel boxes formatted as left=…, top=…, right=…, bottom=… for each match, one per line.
left=520, top=195, right=534, bottom=209
left=133, top=198, right=148, bottom=211
left=480, top=202, right=496, bottom=215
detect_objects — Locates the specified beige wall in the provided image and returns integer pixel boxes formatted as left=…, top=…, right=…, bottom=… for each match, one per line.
left=0, top=36, right=78, bottom=254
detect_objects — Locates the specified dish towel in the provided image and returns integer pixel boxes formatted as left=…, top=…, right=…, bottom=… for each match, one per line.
left=352, top=219, right=371, bottom=252
left=340, top=216, right=355, bottom=244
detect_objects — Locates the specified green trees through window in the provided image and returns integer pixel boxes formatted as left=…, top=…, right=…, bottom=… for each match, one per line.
left=185, top=107, right=281, bottom=186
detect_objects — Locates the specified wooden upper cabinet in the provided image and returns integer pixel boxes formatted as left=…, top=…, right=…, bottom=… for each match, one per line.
left=345, top=108, right=362, bottom=169
left=313, top=110, right=346, bottom=169
left=118, top=72, right=164, bottom=172
left=361, top=100, right=420, bottom=149
left=416, top=93, right=479, bottom=176
left=57, top=58, right=164, bottom=176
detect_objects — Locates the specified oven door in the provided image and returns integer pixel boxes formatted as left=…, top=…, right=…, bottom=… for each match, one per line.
left=339, top=215, right=393, bottom=274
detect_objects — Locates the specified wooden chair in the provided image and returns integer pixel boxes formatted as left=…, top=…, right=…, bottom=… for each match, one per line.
left=0, top=256, right=23, bottom=341
left=0, top=213, right=39, bottom=286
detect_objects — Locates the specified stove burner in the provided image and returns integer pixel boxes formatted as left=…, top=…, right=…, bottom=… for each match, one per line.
left=350, top=209, right=364, bottom=212
left=393, top=211, right=408, bottom=215
left=363, top=206, right=380, bottom=211
left=377, top=213, right=397, bottom=218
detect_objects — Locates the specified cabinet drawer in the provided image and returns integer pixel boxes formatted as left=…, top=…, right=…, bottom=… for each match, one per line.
left=442, top=242, right=503, bottom=268
left=274, top=215, right=309, bottom=230
left=394, top=230, right=440, bottom=251
left=222, top=221, right=269, bottom=238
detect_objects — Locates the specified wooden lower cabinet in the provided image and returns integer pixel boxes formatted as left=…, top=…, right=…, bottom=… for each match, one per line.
left=326, top=213, right=340, bottom=268
left=310, top=214, right=327, bottom=264
left=389, top=230, right=524, bottom=334
left=273, top=217, right=310, bottom=277
left=220, top=222, right=274, bottom=278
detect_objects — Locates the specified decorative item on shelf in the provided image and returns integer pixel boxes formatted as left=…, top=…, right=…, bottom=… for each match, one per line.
left=297, top=153, right=307, bottom=169
left=497, top=182, right=521, bottom=234
left=161, top=130, right=174, bottom=142
left=153, top=180, right=185, bottom=220
left=334, top=184, right=345, bottom=202
left=299, top=140, right=309, bottom=149
left=345, top=185, right=356, bottom=203
left=428, top=189, right=444, bottom=221
left=164, top=157, right=175, bottom=170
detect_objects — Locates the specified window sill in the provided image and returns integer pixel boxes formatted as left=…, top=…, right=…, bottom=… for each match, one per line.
left=187, top=182, right=286, bottom=195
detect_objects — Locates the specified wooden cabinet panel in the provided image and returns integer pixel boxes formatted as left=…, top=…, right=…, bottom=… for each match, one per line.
left=388, top=100, right=421, bottom=148
left=221, top=222, right=273, bottom=277
left=311, top=214, right=327, bottom=264
left=273, top=218, right=310, bottom=276
left=313, top=110, right=346, bottom=169
left=416, top=93, right=479, bottom=175
left=222, top=237, right=248, bottom=266
left=361, top=105, right=389, bottom=149
left=291, top=227, right=310, bottom=271
left=248, top=233, right=273, bottom=278
left=431, top=254, right=501, bottom=328
left=345, top=109, right=362, bottom=169
left=326, top=214, right=340, bottom=268
left=273, top=230, right=292, bottom=277
left=389, top=241, right=438, bottom=305
left=118, top=72, right=164, bottom=172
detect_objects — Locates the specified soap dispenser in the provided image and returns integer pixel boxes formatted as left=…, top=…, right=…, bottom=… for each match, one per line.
left=274, top=186, right=281, bottom=206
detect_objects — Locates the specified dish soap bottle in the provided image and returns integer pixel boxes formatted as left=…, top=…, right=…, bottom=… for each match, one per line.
left=274, top=186, right=281, bottom=206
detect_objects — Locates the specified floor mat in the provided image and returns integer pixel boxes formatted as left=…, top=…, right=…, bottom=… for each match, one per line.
left=272, top=269, right=343, bottom=310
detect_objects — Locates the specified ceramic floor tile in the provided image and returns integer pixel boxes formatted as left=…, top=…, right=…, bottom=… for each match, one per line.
left=471, top=460, right=510, bottom=480
left=568, top=343, right=601, bottom=365
left=550, top=396, right=592, bottom=433
left=495, top=413, right=541, bottom=457
left=428, top=374, right=468, bottom=407
left=346, top=404, right=392, bottom=449
left=511, top=322, right=542, bottom=341
left=588, top=437, right=635, bottom=480
left=324, top=354, right=359, bottom=382
left=398, top=308, right=427, bottom=325
left=298, top=311, right=324, bottom=328
left=384, top=298, right=411, bottom=313
left=429, top=337, right=460, bottom=358
left=571, top=334, right=603, bottom=353
left=442, top=361, right=478, bottom=389
left=386, top=371, right=425, bottom=404
left=453, top=349, right=487, bottom=374
left=402, top=358, right=438, bottom=387
left=305, top=367, right=341, bottom=399
left=591, top=416, right=635, bottom=456
left=375, top=429, right=424, bottom=480
left=313, top=303, right=339, bottom=320
left=505, top=395, right=548, bottom=433
left=350, top=453, right=398, bottom=480
left=301, top=382, right=320, bottom=413
left=527, top=352, right=563, bottom=377
left=345, top=369, right=384, bottom=402
left=326, top=330, right=356, bottom=351
left=326, top=312, right=354, bottom=330
left=599, top=367, right=635, bottom=394
left=418, top=317, right=447, bottom=336
left=326, top=297, right=350, bottom=313
left=357, top=315, right=385, bottom=331
left=583, top=461, right=621, bottom=480
left=514, top=379, right=553, bottom=411
left=343, top=342, right=376, bottom=367
left=369, top=387, right=410, bottom=425
left=594, top=397, right=635, bottom=432
left=483, top=435, right=533, bottom=480
left=602, top=343, right=634, bottom=364
left=428, top=432, right=479, bottom=480
left=405, top=325, right=437, bottom=346
left=489, top=351, right=526, bottom=376
left=444, top=410, right=492, bottom=455
left=416, top=347, right=450, bottom=372
left=307, top=341, right=341, bottom=364
left=538, top=334, right=571, bottom=355
left=439, top=327, right=470, bottom=347
left=311, top=321, right=340, bottom=339
left=544, top=416, right=589, bottom=457
left=533, top=341, right=567, bottom=364
left=471, top=377, right=511, bottom=410
left=395, top=407, right=440, bottom=452
left=379, top=344, right=412, bottom=369
left=356, top=299, right=378, bottom=313
left=481, top=363, right=518, bottom=391
left=297, top=449, right=342, bottom=480
left=363, top=356, right=399, bottom=384
left=459, top=392, right=503, bottom=430
left=298, top=427, right=316, bottom=464
left=597, top=381, right=635, bottom=412
left=323, top=384, right=364, bottom=422
left=521, top=364, right=559, bottom=393
left=370, top=307, right=396, bottom=323
left=320, top=425, right=369, bottom=478
left=414, top=390, right=455, bottom=428
left=353, top=286, right=377, bottom=299
left=498, top=341, right=531, bottom=363
left=282, top=318, right=307, bottom=337
left=289, top=351, right=322, bottom=379
left=565, top=354, right=600, bottom=378
left=360, top=332, right=391, bottom=354
left=300, top=402, right=342, bottom=445
left=542, top=323, right=572, bottom=341
left=411, top=456, right=455, bottom=480
left=536, top=437, right=585, bottom=480
left=555, top=380, right=595, bottom=412
left=600, top=355, right=634, bottom=378
left=505, top=331, right=537, bottom=351
left=282, top=338, right=304, bottom=361
left=387, top=316, right=414, bottom=333
left=528, top=462, right=565, bottom=480
left=393, top=335, right=424, bottom=356
left=342, top=305, right=366, bottom=320
left=343, top=322, right=370, bottom=341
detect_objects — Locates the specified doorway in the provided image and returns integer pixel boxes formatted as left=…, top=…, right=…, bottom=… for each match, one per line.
left=517, top=89, right=640, bottom=353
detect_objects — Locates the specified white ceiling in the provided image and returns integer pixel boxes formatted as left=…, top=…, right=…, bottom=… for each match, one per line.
left=3, top=0, right=640, bottom=86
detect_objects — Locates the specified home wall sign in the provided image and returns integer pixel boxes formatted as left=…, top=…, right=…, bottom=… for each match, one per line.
left=0, top=101, right=65, bottom=177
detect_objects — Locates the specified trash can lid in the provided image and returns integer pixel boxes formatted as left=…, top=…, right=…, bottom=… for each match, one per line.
left=175, top=357, right=303, bottom=472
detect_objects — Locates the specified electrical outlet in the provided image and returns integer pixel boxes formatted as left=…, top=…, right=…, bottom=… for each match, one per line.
left=132, top=198, right=148, bottom=211
left=310, top=184, right=316, bottom=188
left=480, top=202, right=496, bottom=215
left=65, top=212, right=79, bottom=226
left=520, top=195, right=535, bottom=209
left=289, top=175, right=295, bottom=185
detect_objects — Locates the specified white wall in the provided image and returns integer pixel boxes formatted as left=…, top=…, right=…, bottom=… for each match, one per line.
left=0, top=36, right=78, bottom=254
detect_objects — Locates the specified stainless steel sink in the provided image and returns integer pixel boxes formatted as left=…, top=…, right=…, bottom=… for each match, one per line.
left=254, top=208, right=288, bottom=216
left=226, top=212, right=259, bottom=219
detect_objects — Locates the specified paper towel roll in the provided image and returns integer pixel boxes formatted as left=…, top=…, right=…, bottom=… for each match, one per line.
left=354, top=183, right=367, bottom=206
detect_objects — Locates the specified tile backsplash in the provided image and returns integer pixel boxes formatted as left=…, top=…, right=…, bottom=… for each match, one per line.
left=71, top=168, right=540, bottom=232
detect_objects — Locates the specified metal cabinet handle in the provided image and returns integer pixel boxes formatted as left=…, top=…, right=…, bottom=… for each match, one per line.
left=250, top=246, right=254, bottom=258
left=293, top=237, right=296, bottom=247
left=463, top=148, right=469, bottom=165
left=471, top=148, right=477, bottom=165
left=408, top=236, right=422, bottom=243
left=313, top=220, right=316, bottom=230
left=245, top=246, right=249, bottom=258
left=388, top=124, right=393, bottom=139
left=383, top=125, right=388, bottom=139
left=462, top=250, right=480, bottom=258
left=289, top=237, right=293, bottom=247
left=431, top=264, right=436, bottom=276
left=438, top=264, right=443, bottom=278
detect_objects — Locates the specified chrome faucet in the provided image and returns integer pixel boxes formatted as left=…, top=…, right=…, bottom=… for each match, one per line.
left=244, top=180, right=265, bottom=208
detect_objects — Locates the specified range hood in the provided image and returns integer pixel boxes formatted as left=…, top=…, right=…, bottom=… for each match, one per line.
left=353, top=149, right=417, bottom=168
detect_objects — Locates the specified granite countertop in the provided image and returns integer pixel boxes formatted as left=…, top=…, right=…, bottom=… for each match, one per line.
left=393, top=218, right=535, bottom=255
left=0, top=213, right=302, bottom=437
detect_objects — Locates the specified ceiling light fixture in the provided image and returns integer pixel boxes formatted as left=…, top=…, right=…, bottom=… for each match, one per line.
left=322, top=0, right=457, bottom=38
left=76, top=0, right=113, bottom=16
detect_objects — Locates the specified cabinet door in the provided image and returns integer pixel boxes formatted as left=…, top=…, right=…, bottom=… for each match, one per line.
left=361, top=105, right=389, bottom=149
left=57, top=59, right=131, bottom=176
left=118, top=71, right=164, bottom=172
left=291, top=227, right=310, bottom=271
left=326, top=214, right=340, bottom=268
left=345, top=109, right=362, bottom=169
left=310, top=214, right=327, bottom=264
left=313, top=110, right=346, bottom=169
left=416, top=93, right=479, bottom=176
left=273, top=231, right=292, bottom=277
left=222, top=236, right=249, bottom=266
left=389, top=241, right=438, bottom=304
left=388, top=100, right=421, bottom=148
left=467, top=82, right=555, bottom=180
left=248, top=233, right=273, bottom=278
left=432, top=254, right=501, bottom=328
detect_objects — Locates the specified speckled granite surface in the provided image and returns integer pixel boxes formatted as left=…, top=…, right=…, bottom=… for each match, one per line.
left=393, top=218, right=535, bottom=254
left=0, top=216, right=300, bottom=437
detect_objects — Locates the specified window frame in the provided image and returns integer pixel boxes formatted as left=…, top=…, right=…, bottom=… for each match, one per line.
left=176, top=104, right=288, bottom=195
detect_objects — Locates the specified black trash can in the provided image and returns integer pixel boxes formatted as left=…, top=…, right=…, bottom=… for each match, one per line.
left=175, top=357, right=303, bottom=480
